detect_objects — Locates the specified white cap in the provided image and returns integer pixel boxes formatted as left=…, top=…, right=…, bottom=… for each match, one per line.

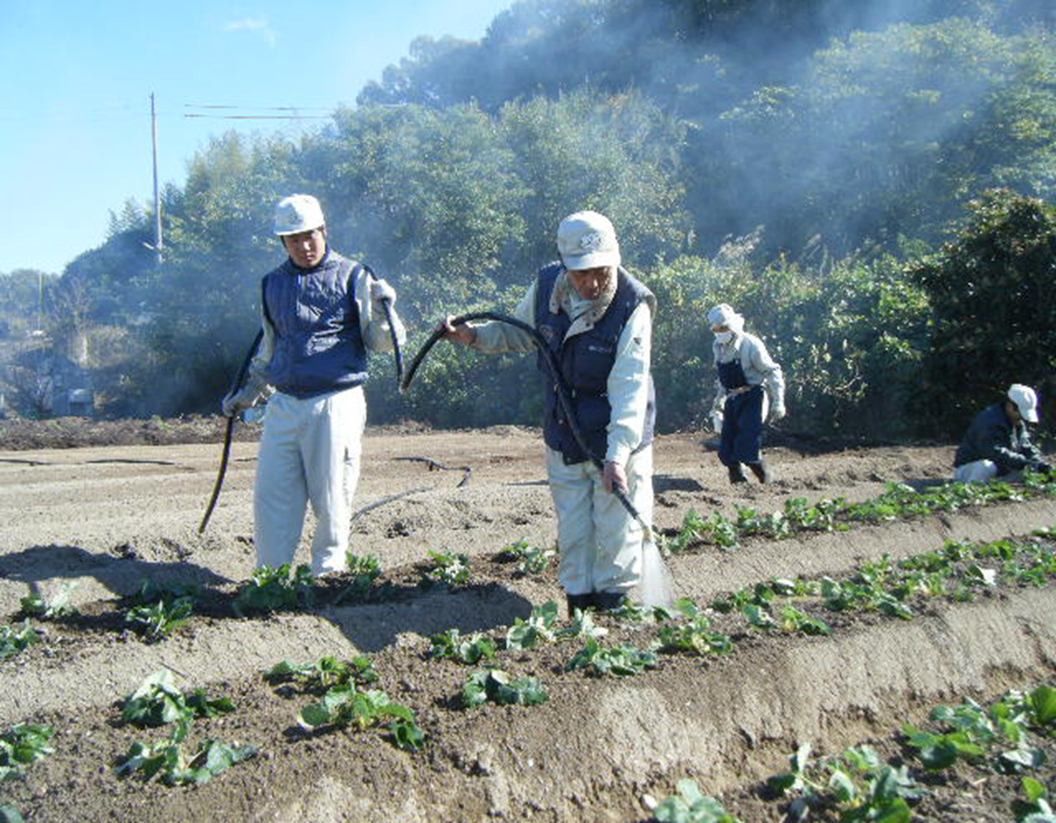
left=556, top=211, right=620, bottom=270
left=273, top=194, right=326, bottom=236
left=707, top=303, right=744, bottom=333
left=1008, top=384, right=1039, bottom=423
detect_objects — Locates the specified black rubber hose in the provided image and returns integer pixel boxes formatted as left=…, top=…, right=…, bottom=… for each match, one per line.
left=400, top=312, right=649, bottom=529
left=199, top=329, right=264, bottom=534
left=363, top=264, right=404, bottom=387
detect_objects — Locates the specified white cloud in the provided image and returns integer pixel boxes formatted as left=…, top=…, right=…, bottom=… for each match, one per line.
left=223, top=17, right=277, bottom=47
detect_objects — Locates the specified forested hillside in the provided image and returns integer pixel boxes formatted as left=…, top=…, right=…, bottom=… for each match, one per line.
left=1, top=0, right=1054, bottom=439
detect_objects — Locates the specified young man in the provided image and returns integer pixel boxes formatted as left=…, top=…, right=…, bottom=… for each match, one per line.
left=954, top=384, right=1050, bottom=482
left=441, top=211, right=656, bottom=614
left=707, top=303, right=785, bottom=484
left=222, top=194, right=405, bottom=575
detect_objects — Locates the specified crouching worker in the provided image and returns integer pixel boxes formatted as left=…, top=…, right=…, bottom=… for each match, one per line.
left=953, top=384, right=1051, bottom=483
left=707, top=303, right=785, bottom=484
left=222, top=194, right=406, bottom=575
left=440, top=211, right=659, bottom=615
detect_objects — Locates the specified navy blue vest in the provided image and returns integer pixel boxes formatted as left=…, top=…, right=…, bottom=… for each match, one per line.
left=534, top=264, right=656, bottom=465
left=261, top=250, right=369, bottom=399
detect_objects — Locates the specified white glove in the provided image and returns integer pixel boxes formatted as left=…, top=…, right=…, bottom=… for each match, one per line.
left=370, top=278, right=396, bottom=305
left=769, top=400, right=786, bottom=422
left=710, top=410, right=723, bottom=434
left=221, top=387, right=256, bottom=418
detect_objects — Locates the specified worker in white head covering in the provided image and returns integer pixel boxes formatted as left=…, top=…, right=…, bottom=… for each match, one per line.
left=707, top=303, right=785, bottom=483
left=953, top=384, right=1050, bottom=482
left=441, top=210, right=666, bottom=615
left=221, top=194, right=406, bottom=575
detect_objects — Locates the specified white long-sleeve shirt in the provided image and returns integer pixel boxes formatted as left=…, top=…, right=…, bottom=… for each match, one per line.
left=710, top=330, right=784, bottom=414
left=471, top=275, right=653, bottom=466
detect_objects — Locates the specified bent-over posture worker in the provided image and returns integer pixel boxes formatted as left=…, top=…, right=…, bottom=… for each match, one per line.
left=441, top=211, right=656, bottom=615
left=708, top=303, right=785, bottom=484
left=222, top=194, right=405, bottom=575
left=954, top=384, right=1050, bottom=483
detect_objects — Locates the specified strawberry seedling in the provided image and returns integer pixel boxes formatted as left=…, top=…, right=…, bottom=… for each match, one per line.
left=498, top=539, right=555, bottom=575
left=122, top=670, right=234, bottom=728
left=657, top=599, right=734, bottom=657
left=555, top=608, right=608, bottom=641
left=117, top=724, right=257, bottom=786
left=333, top=554, right=384, bottom=604
left=462, top=669, right=548, bottom=708
left=429, top=629, right=498, bottom=664
left=265, top=656, right=378, bottom=691
left=297, top=685, right=425, bottom=751
left=769, top=742, right=921, bottom=821
left=19, top=581, right=78, bottom=619
left=0, top=724, right=54, bottom=781
left=505, top=601, right=560, bottom=650
left=125, top=597, right=195, bottom=642
left=654, top=778, right=740, bottom=822
left=419, top=549, right=471, bottom=588
left=0, top=621, right=38, bottom=661
left=234, top=563, right=315, bottom=616
left=565, top=638, right=658, bottom=677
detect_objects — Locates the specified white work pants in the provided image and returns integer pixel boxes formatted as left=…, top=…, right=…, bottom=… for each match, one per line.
left=953, top=460, right=1022, bottom=484
left=254, top=387, right=366, bottom=575
left=546, top=445, right=653, bottom=596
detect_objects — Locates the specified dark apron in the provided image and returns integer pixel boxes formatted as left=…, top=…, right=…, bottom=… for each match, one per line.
left=717, top=358, right=764, bottom=466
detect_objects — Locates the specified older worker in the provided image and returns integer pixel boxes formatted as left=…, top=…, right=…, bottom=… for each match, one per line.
left=442, top=211, right=656, bottom=614
left=222, top=194, right=406, bottom=575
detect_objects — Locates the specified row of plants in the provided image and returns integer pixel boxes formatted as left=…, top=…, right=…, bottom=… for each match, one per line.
left=711, top=528, right=1056, bottom=635
left=653, top=683, right=1056, bottom=822
left=10, top=471, right=1046, bottom=659
left=418, top=525, right=1056, bottom=724
left=662, top=471, right=1056, bottom=553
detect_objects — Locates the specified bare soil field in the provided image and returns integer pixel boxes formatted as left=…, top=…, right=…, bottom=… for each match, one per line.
left=0, top=418, right=1053, bottom=822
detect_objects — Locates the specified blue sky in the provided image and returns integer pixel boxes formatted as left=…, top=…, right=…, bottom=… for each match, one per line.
left=0, top=0, right=514, bottom=274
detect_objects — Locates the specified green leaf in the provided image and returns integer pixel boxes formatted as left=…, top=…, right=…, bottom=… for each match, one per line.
left=828, top=768, right=856, bottom=802
left=999, top=745, right=1047, bottom=773
left=298, top=702, right=333, bottom=729
left=391, top=719, right=426, bottom=752
left=0, top=803, right=25, bottom=823
left=1023, top=776, right=1047, bottom=803
left=1030, top=686, right=1056, bottom=726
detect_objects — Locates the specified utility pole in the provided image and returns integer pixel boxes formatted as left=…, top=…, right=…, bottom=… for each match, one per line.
left=151, top=92, right=163, bottom=264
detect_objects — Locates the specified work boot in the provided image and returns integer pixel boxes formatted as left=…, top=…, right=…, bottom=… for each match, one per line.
left=566, top=593, right=594, bottom=617
left=747, top=458, right=772, bottom=483
left=728, top=464, right=748, bottom=484
left=593, top=590, right=628, bottom=612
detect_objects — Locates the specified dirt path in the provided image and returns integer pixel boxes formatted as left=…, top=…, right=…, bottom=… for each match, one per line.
left=1, top=426, right=1054, bottom=821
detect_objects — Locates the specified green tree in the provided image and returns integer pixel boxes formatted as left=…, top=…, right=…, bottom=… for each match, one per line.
left=911, top=189, right=1056, bottom=435
left=704, top=18, right=1056, bottom=254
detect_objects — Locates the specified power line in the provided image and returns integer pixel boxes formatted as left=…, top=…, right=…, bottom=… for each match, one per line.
left=184, top=114, right=331, bottom=120
left=184, top=104, right=334, bottom=111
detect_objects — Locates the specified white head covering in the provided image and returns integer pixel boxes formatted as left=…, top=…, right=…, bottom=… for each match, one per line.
left=707, top=303, right=745, bottom=334
left=273, top=194, right=326, bottom=236
left=556, top=211, right=621, bottom=270
left=1008, top=384, right=1039, bottom=423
